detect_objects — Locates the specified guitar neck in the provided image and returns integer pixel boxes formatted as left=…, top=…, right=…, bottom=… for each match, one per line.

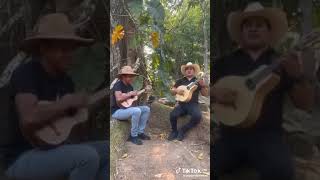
left=248, top=43, right=306, bottom=85
left=187, top=76, right=204, bottom=87
left=137, top=89, right=146, bottom=96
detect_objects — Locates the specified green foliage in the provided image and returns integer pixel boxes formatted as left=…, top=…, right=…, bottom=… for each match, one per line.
left=127, top=0, right=209, bottom=100
left=313, top=4, right=320, bottom=28
left=132, top=76, right=144, bottom=90
left=69, top=43, right=106, bottom=91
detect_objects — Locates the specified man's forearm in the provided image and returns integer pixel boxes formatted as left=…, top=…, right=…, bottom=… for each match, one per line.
left=23, top=100, right=70, bottom=131
left=200, top=86, right=209, bottom=96
left=289, top=79, right=315, bottom=111
left=116, top=92, right=133, bottom=102
left=171, top=87, right=177, bottom=95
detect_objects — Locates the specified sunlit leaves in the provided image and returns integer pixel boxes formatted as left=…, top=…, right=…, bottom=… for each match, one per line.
left=146, top=0, right=165, bottom=26
left=151, top=31, right=160, bottom=48
left=138, top=12, right=152, bottom=26
left=111, top=25, right=125, bottom=45
left=151, top=53, right=160, bottom=69
left=125, top=0, right=209, bottom=100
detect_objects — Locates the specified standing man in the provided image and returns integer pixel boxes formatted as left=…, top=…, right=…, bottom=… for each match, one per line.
left=212, top=2, right=314, bottom=180
left=4, top=13, right=108, bottom=180
left=111, top=66, right=151, bottom=145
left=168, top=62, right=209, bottom=141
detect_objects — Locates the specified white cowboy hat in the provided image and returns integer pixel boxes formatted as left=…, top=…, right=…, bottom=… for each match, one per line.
left=181, top=62, right=200, bottom=76
left=118, top=66, right=138, bottom=76
left=21, top=13, right=94, bottom=53
left=227, top=2, right=288, bottom=46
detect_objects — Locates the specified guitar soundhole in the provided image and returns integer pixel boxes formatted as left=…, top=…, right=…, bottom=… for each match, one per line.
left=245, top=79, right=256, bottom=90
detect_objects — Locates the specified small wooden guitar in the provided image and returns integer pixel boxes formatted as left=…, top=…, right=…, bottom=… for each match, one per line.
left=213, top=30, right=320, bottom=128
left=120, top=85, right=152, bottom=108
left=175, top=72, right=205, bottom=102
left=29, top=89, right=108, bottom=147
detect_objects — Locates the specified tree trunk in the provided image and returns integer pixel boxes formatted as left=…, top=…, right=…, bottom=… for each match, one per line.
left=299, top=0, right=317, bottom=80
left=201, top=0, right=209, bottom=77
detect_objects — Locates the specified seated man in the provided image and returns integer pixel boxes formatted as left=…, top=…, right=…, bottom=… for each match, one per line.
left=111, top=66, right=151, bottom=145
left=212, top=2, right=314, bottom=180
left=168, top=62, right=209, bottom=141
left=4, top=13, right=108, bottom=180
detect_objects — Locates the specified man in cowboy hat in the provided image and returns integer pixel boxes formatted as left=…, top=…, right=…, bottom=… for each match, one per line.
left=4, top=13, right=108, bottom=180
left=212, top=2, right=314, bottom=180
left=111, top=65, right=151, bottom=145
left=168, top=62, right=209, bottom=141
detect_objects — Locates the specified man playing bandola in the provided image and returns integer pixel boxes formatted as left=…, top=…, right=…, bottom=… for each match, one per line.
left=212, top=2, right=314, bottom=179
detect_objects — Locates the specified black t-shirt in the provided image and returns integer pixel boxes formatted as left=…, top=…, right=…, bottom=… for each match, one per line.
left=174, top=76, right=202, bottom=104
left=111, top=80, right=134, bottom=114
left=3, top=58, right=74, bottom=167
left=213, top=48, right=293, bottom=135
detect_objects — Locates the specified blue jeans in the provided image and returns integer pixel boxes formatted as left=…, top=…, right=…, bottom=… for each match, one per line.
left=6, top=141, right=108, bottom=180
left=112, top=106, right=150, bottom=137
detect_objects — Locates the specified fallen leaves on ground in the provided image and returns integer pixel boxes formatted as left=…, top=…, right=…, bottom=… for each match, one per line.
left=154, top=173, right=163, bottom=178
left=121, top=153, right=129, bottom=159
left=197, top=152, right=204, bottom=160
left=159, top=133, right=168, bottom=140
left=202, top=171, right=210, bottom=176
left=154, top=172, right=175, bottom=179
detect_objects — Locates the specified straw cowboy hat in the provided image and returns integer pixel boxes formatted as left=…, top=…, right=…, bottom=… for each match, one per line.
left=118, top=66, right=138, bottom=76
left=21, top=13, right=94, bottom=52
left=181, top=62, right=200, bottom=76
left=227, top=2, right=288, bottom=46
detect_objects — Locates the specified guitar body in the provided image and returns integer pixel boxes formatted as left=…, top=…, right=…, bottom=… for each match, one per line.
left=119, top=86, right=151, bottom=108
left=32, top=101, right=89, bottom=147
left=120, top=95, right=138, bottom=108
left=213, top=71, right=280, bottom=127
left=26, top=89, right=107, bottom=147
left=175, top=85, right=198, bottom=102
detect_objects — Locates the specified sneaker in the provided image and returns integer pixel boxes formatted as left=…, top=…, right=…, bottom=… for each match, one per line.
left=138, top=133, right=151, bottom=140
left=167, top=131, right=178, bottom=141
left=177, top=130, right=185, bottom=141
left=130, top=136, right=143, bottom=145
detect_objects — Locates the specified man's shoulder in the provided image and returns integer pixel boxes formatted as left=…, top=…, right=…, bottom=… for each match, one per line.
left=223, top=49, right=244, bottom=59
left=113, top=79, right=123, bottom=88
left=175, top=77, right=186, bottom=83
left=112, top=80, right=132, bottom=90
left=215, top=50, right=240, bottom=65
left=12, top=60, right=40, bottom=81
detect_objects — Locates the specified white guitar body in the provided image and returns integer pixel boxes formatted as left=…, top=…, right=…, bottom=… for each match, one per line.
left=213, top=66, right=280, bottom=127
left=213, top=30, right=320, bottom=127
left=28, top=89, right=108, bottom=147
left=35, top=102, right=89, bottom=146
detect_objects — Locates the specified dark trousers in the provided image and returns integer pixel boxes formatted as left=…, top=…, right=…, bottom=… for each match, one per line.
left=169, top=103, right=202, bottom=132
left=212, top=132, right=294, bottom=180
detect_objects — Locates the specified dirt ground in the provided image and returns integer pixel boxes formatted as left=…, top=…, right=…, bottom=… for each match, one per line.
left=114, top=103, right=210, bottom=180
